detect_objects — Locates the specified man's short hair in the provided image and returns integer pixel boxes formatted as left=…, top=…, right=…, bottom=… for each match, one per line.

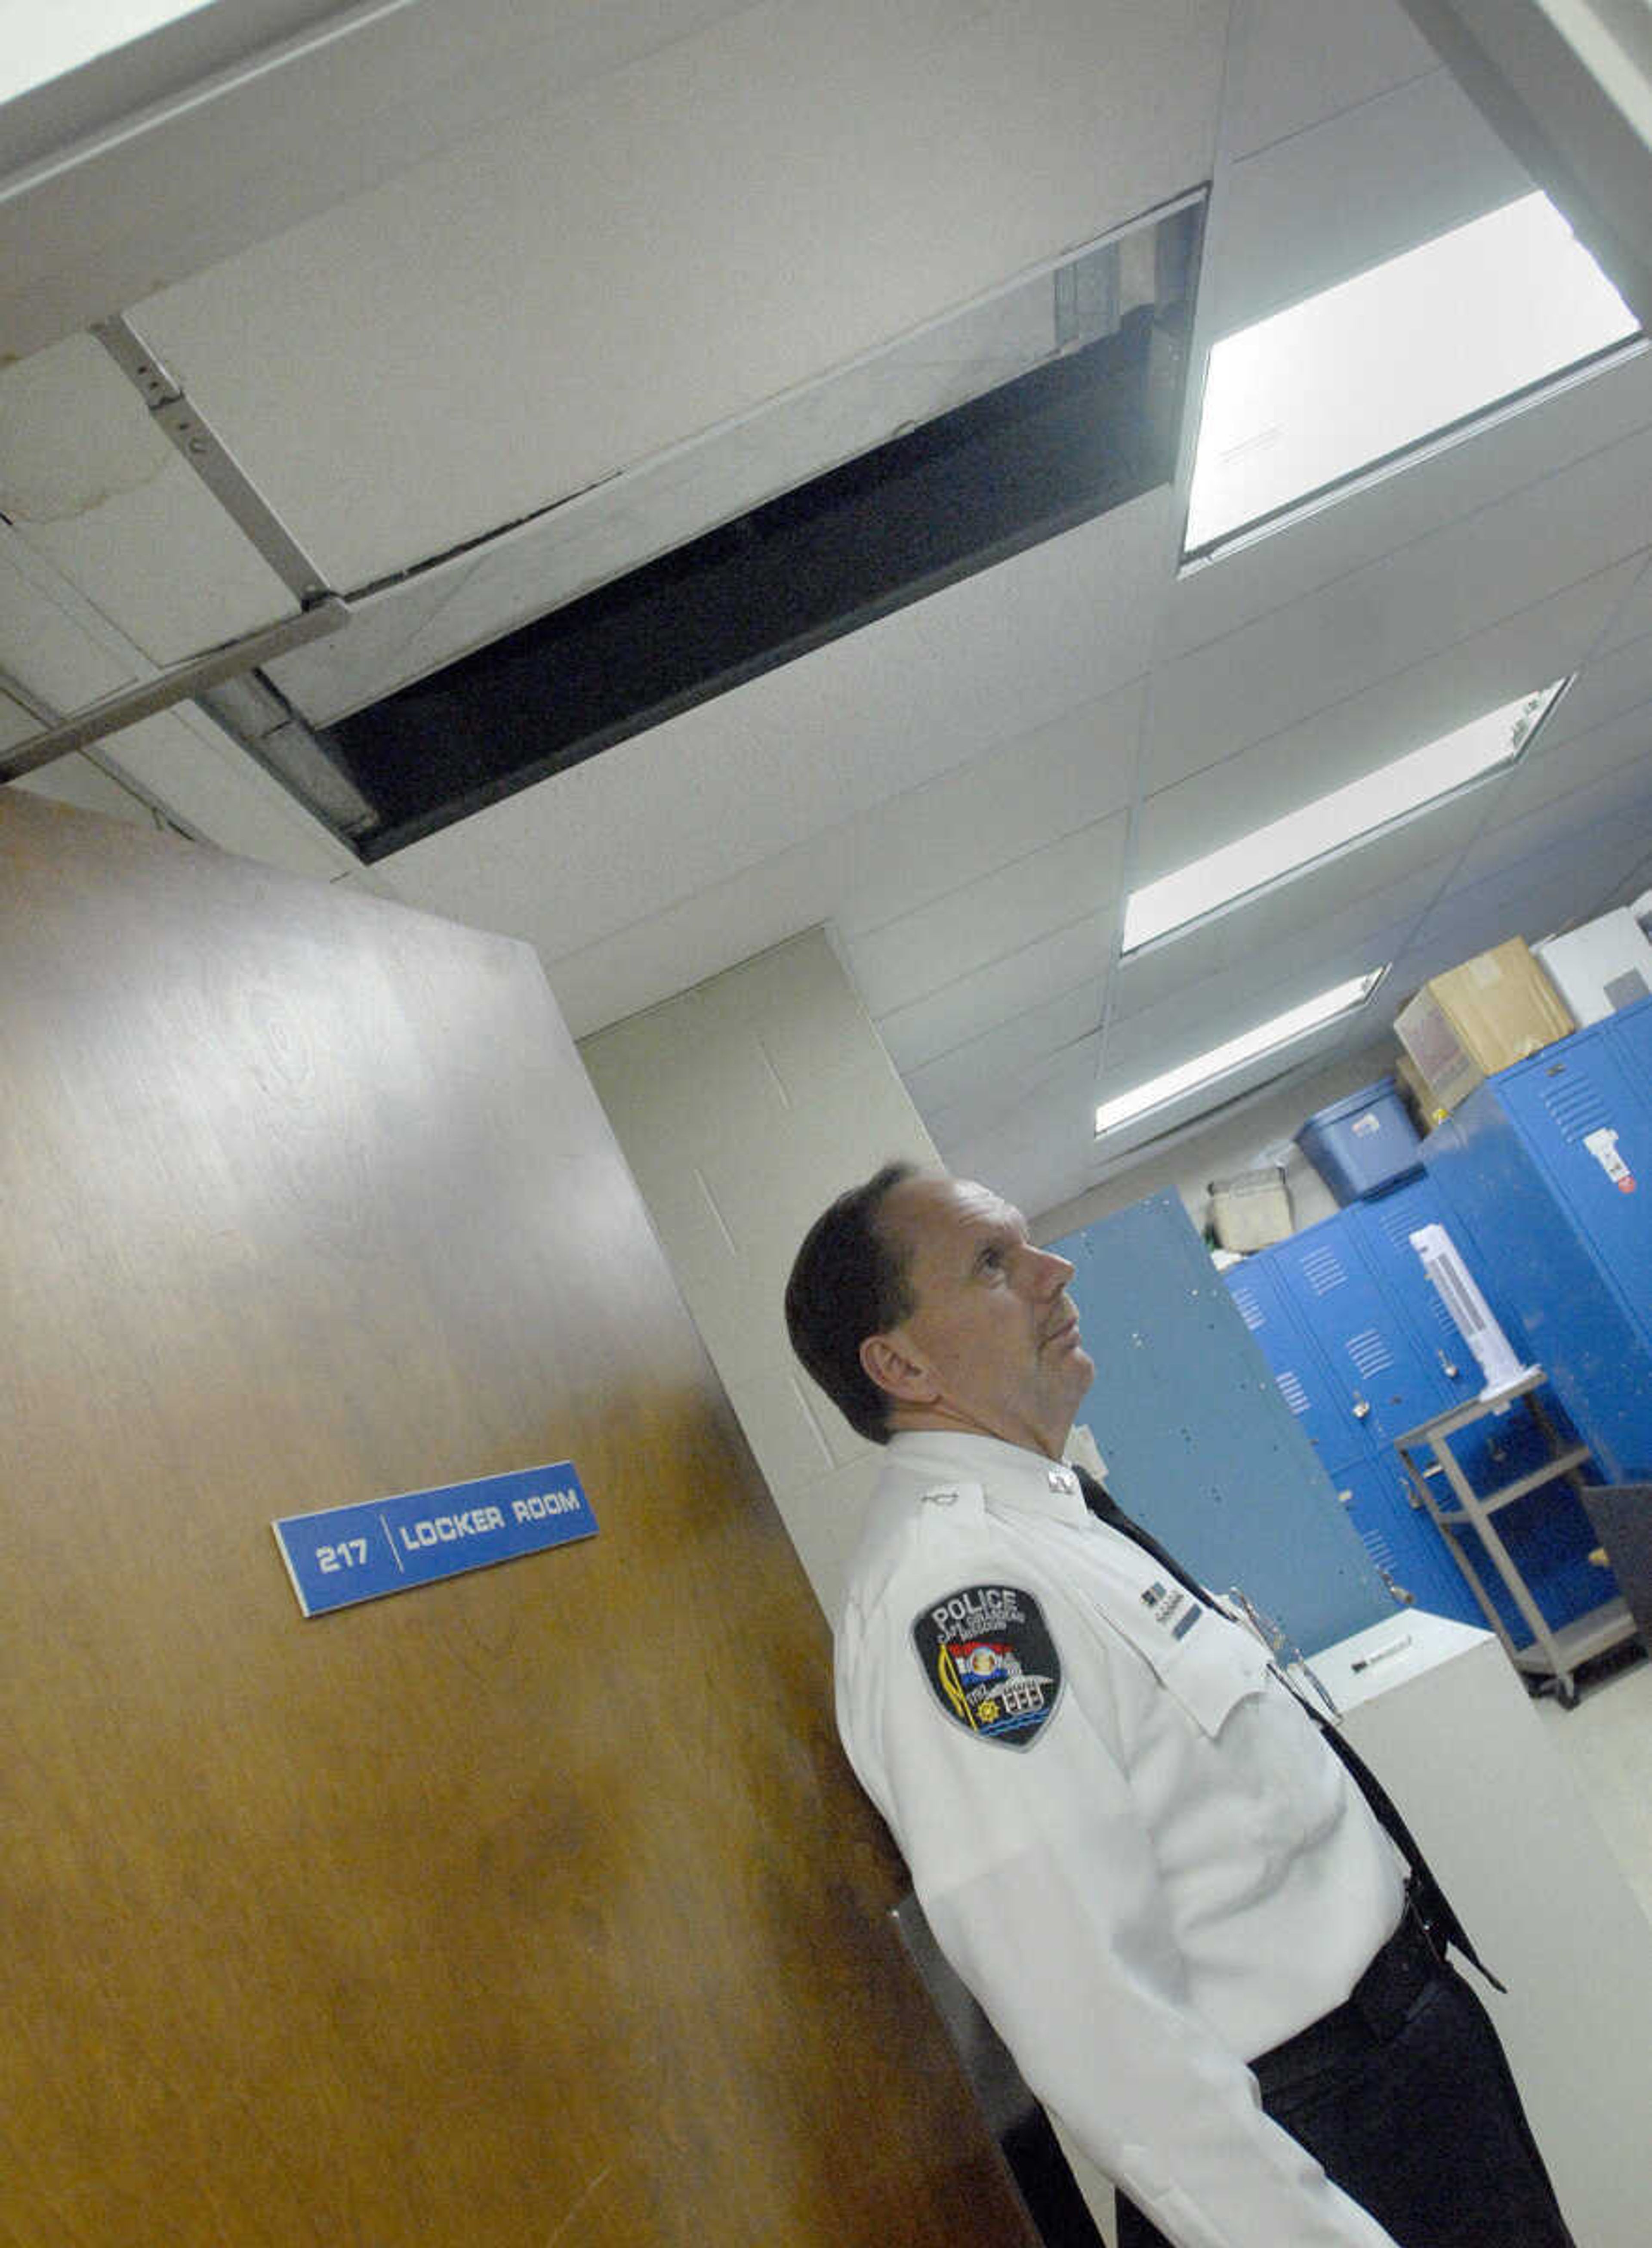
left=785, top=1161, right=922, bottom=1444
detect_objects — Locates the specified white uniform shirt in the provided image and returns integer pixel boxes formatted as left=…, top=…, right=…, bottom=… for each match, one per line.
left=836, top=1430, right=1410, bottom=2248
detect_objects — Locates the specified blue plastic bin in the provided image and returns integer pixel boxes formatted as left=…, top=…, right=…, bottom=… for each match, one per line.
left=1294, top=1075, right=1422, bottom=1204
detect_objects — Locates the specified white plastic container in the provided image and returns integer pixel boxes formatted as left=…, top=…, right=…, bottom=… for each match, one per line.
left=1207, top=1167, right=1292, bottom=1252
left=1535, top=908, right=1652, bottom=1025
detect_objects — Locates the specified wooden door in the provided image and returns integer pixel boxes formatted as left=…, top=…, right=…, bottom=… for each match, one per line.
left=0, top=793, right=1034, bottom=2247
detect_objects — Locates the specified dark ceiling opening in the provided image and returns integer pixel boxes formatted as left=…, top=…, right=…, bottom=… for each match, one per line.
left=311, top=200, right=1203, bottom=859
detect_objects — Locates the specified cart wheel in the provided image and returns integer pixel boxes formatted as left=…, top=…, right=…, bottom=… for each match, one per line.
left=1555, top=1677, right=1580, bottom=1712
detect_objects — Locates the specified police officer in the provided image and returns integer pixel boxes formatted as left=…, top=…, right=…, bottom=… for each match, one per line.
left=785, top=1162, right=1575, bottom=2248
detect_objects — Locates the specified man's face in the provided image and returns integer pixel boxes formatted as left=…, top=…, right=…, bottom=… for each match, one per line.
left=864, top=1175, right=1094, bottom=1458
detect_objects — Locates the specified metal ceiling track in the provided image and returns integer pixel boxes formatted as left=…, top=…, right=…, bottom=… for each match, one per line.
left=0, top=314, right=350, bottom=784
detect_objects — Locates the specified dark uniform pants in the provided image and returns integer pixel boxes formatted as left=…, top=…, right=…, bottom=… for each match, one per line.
left=1116, top=1911, right=1576, bottom=2248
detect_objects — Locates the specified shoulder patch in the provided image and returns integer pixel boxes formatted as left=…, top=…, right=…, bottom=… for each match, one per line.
left=911, top=1585, right=1062, bottom=1749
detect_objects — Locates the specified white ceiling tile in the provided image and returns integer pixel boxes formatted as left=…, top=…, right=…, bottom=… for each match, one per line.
left=530, top=828, right=860, bottom=1041
left=0, top=335, right=296, bottom=667
left=1437, top=849, right=1652, bottom=985
left=0, top=688, right=40, bottom=755
left=836, top=677, right=1145, bottom=940
left=848, top=810, right=1129, bottom=1019
left=139, top=0, right=1227, bottom=588
left=380, top=492, right=1173, bottom=973
left=14, top=470, right=297, bottom=671
left=1211, top=66, right=1529, bottom=339
left=1133, top=561, right=1645, bottom=882
left=1398, top=841, right=1652, bottom=972
left=0, top=532, right=140, bottom=714
left=1, top=335, right=171, bottom=513
left=920, top=1018, right=1110, bottom=1167
left=875, top=902, right=1118, bottom=1075
left=1597, top=553, right=1652, bottom=656
left=1163, top=346, right=1652, bottom=660
left=0, top=0, right=760, bottom=361
left=1499, top=703, right=1652, bottom=828
left=1542, top=624, right=1652, bottom=748
left=906, top=978, right=1103, bottom=1124
left=1143, top=437, right=1652, bottom=797
left=934, top=1040, right=1105, bottom=1217
left=1454, top=752, right=1652, bottom=895
left=1603, top=858, right=1652, bottom=914
left=1224, top=0, right=1438, bottom=160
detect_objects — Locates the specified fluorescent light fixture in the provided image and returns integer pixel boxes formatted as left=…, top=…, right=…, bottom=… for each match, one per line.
left=1186, top=194, right=1639, bottom=556
left=1123, top=680, right=1566, bottom=953
left=1095, top=968, right=1387, bottom=1136
left=0, top=2, right=214, bottom=105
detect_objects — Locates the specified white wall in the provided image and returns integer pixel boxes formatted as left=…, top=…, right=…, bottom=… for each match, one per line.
left=579, top=927, right=937, bottom=1620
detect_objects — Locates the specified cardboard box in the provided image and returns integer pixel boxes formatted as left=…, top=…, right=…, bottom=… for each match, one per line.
left=1393, top=1050, right=1448, bottom=1133
left=1394, top=938, right=1575, bottom=1115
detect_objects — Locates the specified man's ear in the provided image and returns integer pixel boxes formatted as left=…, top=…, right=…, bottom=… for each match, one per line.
left=860, top=1331, right=939, bottom=1407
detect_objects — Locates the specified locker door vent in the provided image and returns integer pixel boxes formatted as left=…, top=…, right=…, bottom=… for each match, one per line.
left=1346, top=1326, right=1396, bottom=1379
left=1370, top=1199, right=1421, bottom=1254
left=1276, top=1368, right=1312, bottom=1416
left=1300, top=1246, right=1350, bottom=1297
left=1358, top=1524, right=1396, bottom=1574
left=1540, top=1072, right=1612, bottom=1145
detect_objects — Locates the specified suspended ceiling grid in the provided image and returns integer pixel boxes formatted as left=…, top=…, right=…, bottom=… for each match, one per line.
left=3, top=0, right=1652, bottom=1222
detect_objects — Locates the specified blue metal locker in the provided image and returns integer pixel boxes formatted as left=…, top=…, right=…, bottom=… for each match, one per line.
left=1224, top=1257, right=1369, bottom=1476
left=1350, top=1176, right=1515, bottom=1501
left=1227, top=1176, right=1607, bottom=1645
left=1349, top=1176, right=1496, bottom=1404
left=1424, top=1030, right=1652, bottom=1485
left=1600, top=988, right=1652, bottom=1105
left=1496, top=1031, right=1652, bottom=1323
left=1224, top=1216, right=1483, bottom=1627
left=1346, top=1175, right=1559, bottom=1488
left=1053, top=1191, right=1395, bottom=1653
left=1329, top=1451, right=1487, bottom=1628
left=1267, top=1221, right=1453, bottom=1448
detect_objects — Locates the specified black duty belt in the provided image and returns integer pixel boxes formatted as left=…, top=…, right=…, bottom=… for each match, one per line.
left=1250, top=1889, right=1448, bottom=2102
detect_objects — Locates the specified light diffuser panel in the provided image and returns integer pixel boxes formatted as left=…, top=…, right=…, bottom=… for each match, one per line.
left=1186, top=195, right=1638, bottom=556
left=1095, top=969, right=1387, bottom=1135
left=1123, top=682, right=1566, bottom=953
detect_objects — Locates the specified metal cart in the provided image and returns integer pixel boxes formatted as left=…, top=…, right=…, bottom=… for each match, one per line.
left=1392, top=1368, right=1638, bottom=1707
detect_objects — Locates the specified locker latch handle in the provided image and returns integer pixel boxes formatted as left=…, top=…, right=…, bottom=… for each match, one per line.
left=1351, top=1395, right=1371, bottom=1420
